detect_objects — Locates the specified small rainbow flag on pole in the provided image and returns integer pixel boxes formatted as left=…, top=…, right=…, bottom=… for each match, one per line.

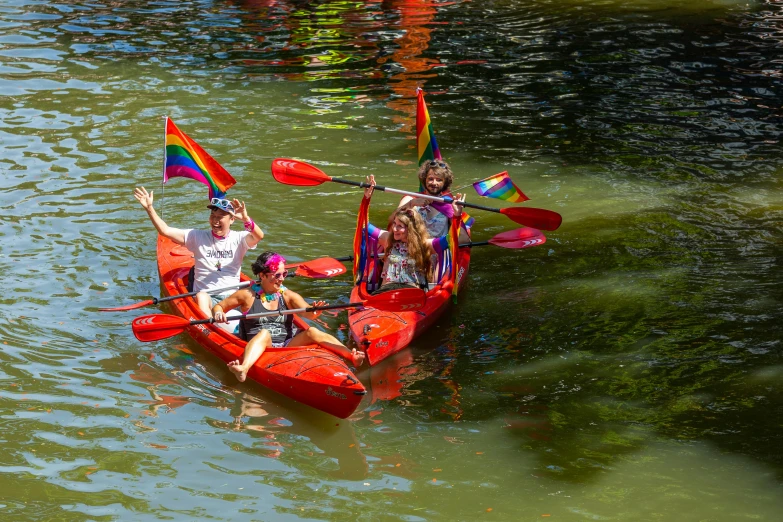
left=163, top=117, right=236, bottom=199
left=472, top=171, right=529, bottom=203
left=416, top=88, right=442, bottom=166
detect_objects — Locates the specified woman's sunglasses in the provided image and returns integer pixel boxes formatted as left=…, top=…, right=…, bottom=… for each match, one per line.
left=269, top=270, right=289, bottom=280
left=210, top=198, right=235, bottom=212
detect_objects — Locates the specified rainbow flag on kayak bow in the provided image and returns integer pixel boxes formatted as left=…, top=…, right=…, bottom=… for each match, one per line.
left=163, top=117, right=236, bottom=199
left=472, top=171, right=529, bottom=203
left=416, top=88, right=441, bottom=166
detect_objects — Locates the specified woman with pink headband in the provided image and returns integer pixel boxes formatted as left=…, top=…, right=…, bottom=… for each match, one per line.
left=212, top=251, right=365, bottom=382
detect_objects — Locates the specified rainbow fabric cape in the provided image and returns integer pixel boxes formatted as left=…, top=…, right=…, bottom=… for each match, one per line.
left=163, top=117, right=236, bottom=199
left=472, top=171, right=529, bottom=203
left=352, top=195, right=375, bottom=287
left=416, top=88, right=442, bottom=166
left=448, top=213, right=460, bottom=302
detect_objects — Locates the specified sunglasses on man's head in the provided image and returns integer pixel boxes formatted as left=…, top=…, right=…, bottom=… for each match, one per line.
left=210, top=198, right=234, bottom=212
left=427, top=160, right=447, bottom=169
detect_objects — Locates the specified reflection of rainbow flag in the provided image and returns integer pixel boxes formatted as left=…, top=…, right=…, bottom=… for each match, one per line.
left=416, top=88, right=442, bottom=165
left=473, top=171, right=528, bottom=203
left=163, top=117, right=236, bottom=199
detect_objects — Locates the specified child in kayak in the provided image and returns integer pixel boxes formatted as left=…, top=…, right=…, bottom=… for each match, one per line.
left=212, top=251, right=365, bottom=382
left=396, top=159, right=470, bottom=242
left=363, top=175, right=464, bottom=293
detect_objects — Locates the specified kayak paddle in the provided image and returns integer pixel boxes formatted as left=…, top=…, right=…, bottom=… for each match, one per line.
left=461, top=227, right=546, bottom=249
left=100, top=256, right=349, bottom=312
left=271, top=158, right=562, bottom=231
left=131, top=288, right=427, bottom=342
left=285, top=256, right=351, bottom=279
left=320, top=228, right=549, bottom=267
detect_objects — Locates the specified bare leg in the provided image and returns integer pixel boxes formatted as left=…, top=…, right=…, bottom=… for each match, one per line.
left=289, top=328, right=365, bottom=368
left=195, top=291, right=213, bottom=316
left=197, top=292, right=234, bottom=333
left=228, top=330, right=272, bottom=382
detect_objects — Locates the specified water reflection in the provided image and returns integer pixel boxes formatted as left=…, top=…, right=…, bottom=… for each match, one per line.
left=217, top=392, right=370, bottom=479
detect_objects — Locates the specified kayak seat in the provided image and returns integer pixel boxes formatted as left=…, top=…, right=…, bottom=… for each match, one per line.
left=186, top=266, right=195, bottom=292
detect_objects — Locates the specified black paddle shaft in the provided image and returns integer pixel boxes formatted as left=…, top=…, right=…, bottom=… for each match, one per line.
left=196, top=301, right=368, bottom=326
left=330, top=177, right=484, bottom=210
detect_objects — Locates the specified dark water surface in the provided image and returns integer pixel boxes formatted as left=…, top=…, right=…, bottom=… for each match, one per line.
left=1, top=0, right=781, bottom=519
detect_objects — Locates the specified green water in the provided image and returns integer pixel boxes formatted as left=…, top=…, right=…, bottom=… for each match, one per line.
left=0, top=0, right=781, bottom=519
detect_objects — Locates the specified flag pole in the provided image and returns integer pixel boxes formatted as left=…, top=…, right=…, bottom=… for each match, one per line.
left=160, top=115, right=168, bottom=218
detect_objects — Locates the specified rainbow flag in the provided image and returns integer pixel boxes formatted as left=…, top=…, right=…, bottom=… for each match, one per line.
left=163, top=117, right=236, bottom=199
left=416, top=88, right=442, bottom=166
left=472, top=171, right=529, bottom=203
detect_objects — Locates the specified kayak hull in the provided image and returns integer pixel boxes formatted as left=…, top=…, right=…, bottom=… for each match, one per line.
left=348, top=248, right=470, bottom=366
left=156, top=236, right=366, bottom=418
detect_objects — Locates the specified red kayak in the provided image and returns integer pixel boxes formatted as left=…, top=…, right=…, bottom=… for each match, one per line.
left=156, top=235, right=366, bottom=419
left=347, top=247, right=470, bottom=366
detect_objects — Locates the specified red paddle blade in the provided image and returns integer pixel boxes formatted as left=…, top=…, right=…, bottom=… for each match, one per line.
left=366, top=288, right=427, bottom=312
left=99, top=299, right=154, bottom=312
left=500, top=207, right=562, bottom=231
left=289, top=257, right=348, bottom=279
left=271, top=158, right=331, bottom=187
left=132, top=314, right=191, bottom=342
left=489, top=228, right=547, bottom=249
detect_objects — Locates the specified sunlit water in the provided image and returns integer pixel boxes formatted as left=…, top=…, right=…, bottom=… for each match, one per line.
left=1, top=0, right=781, bottom=519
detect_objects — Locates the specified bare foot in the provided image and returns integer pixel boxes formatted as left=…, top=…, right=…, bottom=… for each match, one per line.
left=227, top=359, right=248, bottom=382
left=350, top=348, right=366, bottom=368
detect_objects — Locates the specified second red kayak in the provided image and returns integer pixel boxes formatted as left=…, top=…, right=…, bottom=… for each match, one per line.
left=348, top=247, right=470, bottom=366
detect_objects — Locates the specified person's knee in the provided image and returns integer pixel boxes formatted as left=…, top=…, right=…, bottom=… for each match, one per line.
left=195, top=291, right=212, bottom=310
left=254, top=330, right=272, bottom=345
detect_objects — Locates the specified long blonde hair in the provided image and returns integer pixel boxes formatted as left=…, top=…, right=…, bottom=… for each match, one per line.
left=385, top=207, right=432, bottom=278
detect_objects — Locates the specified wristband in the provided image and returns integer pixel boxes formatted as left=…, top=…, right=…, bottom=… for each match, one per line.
left=244, top=219, right=255, bottom=231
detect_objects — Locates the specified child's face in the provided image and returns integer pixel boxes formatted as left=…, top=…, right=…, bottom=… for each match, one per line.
left=424, top=172, right=446, bottom=195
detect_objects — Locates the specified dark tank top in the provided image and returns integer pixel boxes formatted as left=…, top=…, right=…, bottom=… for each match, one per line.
left=238, top=292, right=297, bottom=346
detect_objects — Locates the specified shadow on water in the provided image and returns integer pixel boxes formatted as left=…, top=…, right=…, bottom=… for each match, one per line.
left=432, top=208, right=783, bottom=483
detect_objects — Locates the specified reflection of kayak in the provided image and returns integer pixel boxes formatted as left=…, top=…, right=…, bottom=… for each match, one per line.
left=156, top=235, right=366, bottom=419
left=347, top=247, right=470, bottom=366
left=365, top=348, right=416, bottom=403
